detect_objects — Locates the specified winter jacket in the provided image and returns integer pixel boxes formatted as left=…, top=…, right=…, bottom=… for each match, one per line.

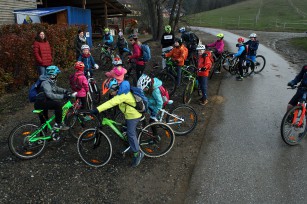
left=74, top=70, right=89, bottom=98
left=165, top=45, right=185, bottom=66
left=234, top=44, right=246, bottom=59
left=244, top=40, right=259, bottom=56
left=36, top=75, right=67, bottom=101
left=147, top=78, right=163, bottom=117
left=116, top=37, right=128, bottom=51
left=102, top=33, right=114, bottom=46
left=160, top=32, right=175, bottom=48
left=96, top=81, right=142, bottom=119
left=105, top=66, right=127, bottom=84
left=291, top=65, right=307, bottom=87
left=33, top=41, right=52, bottom=66
left=129, top=42, right=145, bottom=66
left=75, top=35, right=86, bottom=57
left=207, top=39, right=225, bottom=54
left=78, top=54, right=96, bottom=70
left=197, top=51, right=213, bottom=77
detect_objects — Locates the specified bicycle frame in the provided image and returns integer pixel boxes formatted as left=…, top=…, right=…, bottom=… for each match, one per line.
left=157, top=109, right=185, bottom=125
left=101, top=117, right=127, bottom=141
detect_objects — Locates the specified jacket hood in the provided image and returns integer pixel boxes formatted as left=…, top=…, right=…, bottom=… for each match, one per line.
left=113, top=66, right=125, bottom=76
left=117, top=80, right=130, bottom=95
left=153, top=77, right=162, bottom=89
left=38, top=75, right=48, bottom=81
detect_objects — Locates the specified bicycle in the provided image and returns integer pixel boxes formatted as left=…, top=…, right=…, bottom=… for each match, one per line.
left=85, top=70, right=101, bottom=106
left=209, top=50, right=231, bottom=79
left=99, top=44, right=116, bottom=71
left=281, top=86, right=307, bottom=145
left=224, top=54, right=255, bottom=77
left=77, top=114, right=175, bottom=167
left=8, top=97, right=99, bottom=159
left=253, top=55, right=266, bottom=74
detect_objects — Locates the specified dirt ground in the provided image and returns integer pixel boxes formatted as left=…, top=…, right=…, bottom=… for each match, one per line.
left=0, top=30, right=306, bottom=203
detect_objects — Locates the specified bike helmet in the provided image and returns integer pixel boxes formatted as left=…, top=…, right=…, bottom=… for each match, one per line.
left=112, top=56, right=122, bottom=66
left=196, top=44, right=206, bottom=50
left=104, top=28, right=110, bottom=33
left=237, top=37, right=245, bottom=43
left=74, top=61, right=85, bottom=71
left=46, top=65, right=61, bottom=79
left=216, top=33, right=224, bottom=38
left=102, top=78, right=119, bottom=95
left=179, top=27, right=185, bottom=33
left=81, top=44, right=90, bottom=50
left=249, top=33, right=257, bottom=38
left=137, top=74, right=151, bottom=90
left=165, top=25, right=172, bottom=33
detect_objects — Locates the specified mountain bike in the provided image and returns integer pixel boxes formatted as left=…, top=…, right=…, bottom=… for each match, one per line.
left=8, top=97, right=99, bottom=159
left=209, top=50, right=231, bottom=79
left=85, top=70, right=100, bottom=105
left=253, top=55, right=266, bottom=74
left=281, top=86, right=307, bottom=145
left=77, top=114, right=175, bottom=167
left=99, top=44, right=116, bottom=70
left=225, top=54, right=255, bottom=77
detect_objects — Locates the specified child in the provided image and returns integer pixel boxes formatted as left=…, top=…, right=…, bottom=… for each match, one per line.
left=78, top=44, right=99, bottom=77
left=105, top=56, right=127, bottom=84
left=244, top=33, right=259, bottom=65
left=206, top=33, right=225, bottom=73
left=196, top=44, right=213, bottom=105
left=72, top=61, right=89, bottom=109
left=233, top=37, right=246, bottom=81
left=164, top=38, right=185, bottom=86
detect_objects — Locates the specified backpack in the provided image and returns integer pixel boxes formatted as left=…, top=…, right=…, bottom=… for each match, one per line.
left=189, top=32, right=199, bottom=45
left=125, top=86, right=149, bottom=113
left=158, top=85, right=170, bottom=107
left=28, top=79, right=43, bottom=102
left=140, top=44, right=151, bottom=62
left=69, top=73, right=83, bottom=92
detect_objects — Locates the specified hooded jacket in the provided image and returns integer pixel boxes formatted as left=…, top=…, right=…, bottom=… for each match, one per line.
left=129, top=42, right=145, bottom=66
left=36, top=75, right=67, bottom=101
left=197, top=51, right=213, bottom=77
left=105, top=66, right=127, bottom=84
left=74, top=70, right=89, bottom=98
left=165, top=45, right=185, bottom=66
left=207, top=39, right=225, bottom=54
left=78, top=54, right=96, bottom=70
left=147, top=78, right=163, bottom=117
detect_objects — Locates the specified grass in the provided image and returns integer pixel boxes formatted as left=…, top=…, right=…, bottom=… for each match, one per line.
left=183, top=0, right=307, bottom=32
left=289, top=37, right=307, bottom=52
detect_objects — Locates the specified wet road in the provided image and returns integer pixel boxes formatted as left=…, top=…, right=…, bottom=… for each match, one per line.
left=185, top=27, right=307, bottom=203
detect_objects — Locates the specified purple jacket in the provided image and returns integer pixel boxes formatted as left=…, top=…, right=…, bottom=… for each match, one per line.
left=75, top=70, right=89, bottom=98
left=207, top=40, right=224, bottom=54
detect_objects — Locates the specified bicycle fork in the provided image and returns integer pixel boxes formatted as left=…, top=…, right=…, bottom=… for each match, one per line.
left=292, top=103, right=306, bottom=127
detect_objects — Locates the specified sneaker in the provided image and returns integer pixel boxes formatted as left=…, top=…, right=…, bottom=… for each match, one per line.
left=131, top=151, right=144, bottom=167
left=236, top=76, right=243, bottom=81
left=214, top=70, right=221, bottom=74
left=200, top=99, right=208, bottom=106
left=53, top=123, right=70, bottom=131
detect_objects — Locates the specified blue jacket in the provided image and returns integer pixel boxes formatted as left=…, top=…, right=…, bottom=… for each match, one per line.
left=244, top=40, right=259, bottom=56
left=291, top=65, right=307, bottom=87
left=234, top=44, right=246, bottom=59
left=103, top=34, right=114, bottom=46
left=78, top=54, right=96, bottom=70
left=147, top=78, right=163, bottom=117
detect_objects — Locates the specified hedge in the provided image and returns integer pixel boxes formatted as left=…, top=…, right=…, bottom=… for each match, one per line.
left=0, top=23, right=86, bottom=96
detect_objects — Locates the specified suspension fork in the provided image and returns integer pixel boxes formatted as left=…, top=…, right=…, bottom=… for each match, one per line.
left=293, top=103, right=306, bottom=127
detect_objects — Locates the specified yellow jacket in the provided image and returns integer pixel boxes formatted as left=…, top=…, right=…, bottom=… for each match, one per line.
left=97, top=92, right=142, bottom=119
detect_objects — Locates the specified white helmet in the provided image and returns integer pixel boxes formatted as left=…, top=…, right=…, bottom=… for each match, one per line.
left=81, top=44, right=90, bottom=50
left=112, top=56, right=122, bottom=65
left=179, top=27, right=185, bottom=33
left=137, top=74, right=151, bottom=90
left=196, top=44, right=206, bottom=50
left=249, top=33, right=257, bottom=38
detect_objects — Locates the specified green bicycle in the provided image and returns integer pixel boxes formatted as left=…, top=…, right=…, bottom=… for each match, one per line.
left=8, top=98, right=99, bottom=159
left=77, top=114, right=175, bottom=168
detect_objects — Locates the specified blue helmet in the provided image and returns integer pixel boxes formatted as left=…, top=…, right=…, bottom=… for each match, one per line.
left=46, top=65, right=61, bottom=77
left=179, top=27, right=185, bottom=33
left=102, top=78, right=119, bottom=95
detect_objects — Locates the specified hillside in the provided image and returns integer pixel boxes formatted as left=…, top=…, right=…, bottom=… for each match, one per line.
left=184, top=0, right=307, bottom=31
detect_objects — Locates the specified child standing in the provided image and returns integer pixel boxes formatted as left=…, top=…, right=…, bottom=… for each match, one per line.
left=71, top=61, right=89, bottom=109
left=105, top=56, right=127, bottom=84
left=78, top=44, right=99, bottom=77
left=196, top=44, right=213, bottom=105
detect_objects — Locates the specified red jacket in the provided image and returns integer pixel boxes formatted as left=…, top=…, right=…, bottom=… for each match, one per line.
left=129, top=42, right=145, bottom=66
left=33, top=41, right=52, bottom=66
left=165, top=45, right=185, bottom=66
left=197, top=51, right=213, bottom=77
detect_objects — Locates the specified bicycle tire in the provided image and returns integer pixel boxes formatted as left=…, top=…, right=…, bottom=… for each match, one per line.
left=66, top=112, right=100, bottom=140
left=209, top=61, right=221, bottom=79
left=253, top=55, right=266, bottom=74
left=89, top=83, right=101, bottom=104
left=166, top=104, right=198, bottom=136
left=156, top=71, right=177, bottom=97
left=77, top=128, right=112, bottom=167
left=242, top=58, right=255, bottom=77
left=183, top=79, right=194, bottom=104
left=138, top=122, right=175, bottom=158
left=8, top=123, right=46, bottom=159
left=281, top=106, right=307, bottom=146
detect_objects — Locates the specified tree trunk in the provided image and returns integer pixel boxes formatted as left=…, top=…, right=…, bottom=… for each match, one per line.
left=169, top=0, right=178, bottom=29
left=174, top=0, right=183, bottom=32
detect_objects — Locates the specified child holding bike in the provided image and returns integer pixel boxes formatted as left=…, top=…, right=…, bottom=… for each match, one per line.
left=128, top=34, right=145, bottom=81
left=91, top=78, right=144, bottom=167
left=71, top=61, right=89, bottom=109
left=206, top=33, right=224, bottom=73
left=232, top=37, right=246, bottom=81
left=163, top=38, right=185, bottom=86
left=78, top=44, right=99, bottom=77
left=105, top=56, right=127, bottom=84
left=196, top=44, right=213, bottom=105
left=244, top=33, right=259, bottom=65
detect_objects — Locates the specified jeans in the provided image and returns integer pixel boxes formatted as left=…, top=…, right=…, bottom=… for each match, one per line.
left=126, top=117, right=141, bottom=153
left=238, top=58, right=244, bottom=77
left=176, top=66, right=182, bottom=86
left=37, top=66, right=47, bottom=76
left=198, top=76, right=208, bottom=100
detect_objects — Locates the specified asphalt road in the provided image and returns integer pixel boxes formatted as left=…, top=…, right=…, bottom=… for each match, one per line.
left=185, top=27, right=307, bottom=203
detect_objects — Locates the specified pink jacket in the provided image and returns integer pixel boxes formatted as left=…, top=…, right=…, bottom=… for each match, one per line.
left=207, top=39, right=224, bottom=54
left=75, top=70, right=89, bottom=97
left=129, top=43, right=145, bottom=66
left=105, top=66, right=127, bottom=84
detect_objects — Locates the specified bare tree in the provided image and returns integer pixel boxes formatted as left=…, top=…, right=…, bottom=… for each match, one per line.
left=144, top=0, right=164, bottom=40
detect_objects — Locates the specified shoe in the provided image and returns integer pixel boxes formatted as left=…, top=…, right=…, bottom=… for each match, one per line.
left=236, top=76, right=243, bottom=81
left=200, top=99, right=208, bottom=106
left=131, top=151, right=144, bottom=167
left=53, top=123, right=70, bottom=131
left=214, top=70, right=221, bottom=74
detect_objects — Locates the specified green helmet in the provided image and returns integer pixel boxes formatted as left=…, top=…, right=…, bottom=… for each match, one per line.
left=165, top=25, right=171, bottom=33
left=216, top=33, right=224, bottom=38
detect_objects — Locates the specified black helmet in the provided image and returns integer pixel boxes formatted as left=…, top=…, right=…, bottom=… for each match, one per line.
left=174, top=37, right=182, bottom=46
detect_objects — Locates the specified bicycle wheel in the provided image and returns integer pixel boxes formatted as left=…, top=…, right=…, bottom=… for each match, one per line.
left=253, top=55, right=266, bottom=74
left=138, top=122, right=175, bottom=158
left=77, top=128, right=112, bottom=167
left=66, top=112, right=100, bottom=139
left=166, top=104, right=198, bottom=136
left=8, top=123, right=46, bottom=159
left=183, top=79, right=194, bottom=104
left=281, top=106, right=307, bottom=146
left=156, top=71, right=177, bottom=97
left=209, top=61, right=221, bottom=79
left=89, top=82, right=101, bottom=104
left=242, top=58, right=255, bottom=77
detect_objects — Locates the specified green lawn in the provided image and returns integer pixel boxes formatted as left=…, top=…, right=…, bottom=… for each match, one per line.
left=289, top=37, right=307, bottom=52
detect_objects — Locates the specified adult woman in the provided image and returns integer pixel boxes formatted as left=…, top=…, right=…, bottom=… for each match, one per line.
left=33, top=31, right=52, bottom=76
left=74, top=29, right=87, bottom=60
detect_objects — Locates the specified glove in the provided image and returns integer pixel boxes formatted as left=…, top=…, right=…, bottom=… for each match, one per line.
left=90, top=107, right=99, bottom=115
left=94, top=64, right=99, bottom=69
left=287, top=81, right=295, bottom=87
left=71, top=92, right=77, bottom=98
